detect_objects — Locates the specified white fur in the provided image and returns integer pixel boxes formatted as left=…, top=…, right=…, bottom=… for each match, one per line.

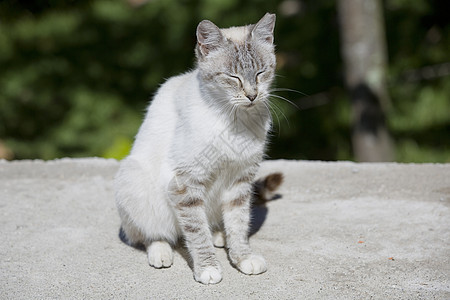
left=195, top=266, right=223, bottom=285
left=115, top=69, right=270, bottom=243
left=221, top=26, right=252, bottom=42
left=147, top=241, right=173, bottom=268
left=213, top=231, right=226, bottom=248
left=238, top=254, right=267, bottom=275
left=115, top=13, right=276, bottom=284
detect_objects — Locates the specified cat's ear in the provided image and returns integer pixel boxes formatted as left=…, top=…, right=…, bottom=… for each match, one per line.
left=196, top=20, right=223, bottom=56
left=251, top=13, right=276, bottom=44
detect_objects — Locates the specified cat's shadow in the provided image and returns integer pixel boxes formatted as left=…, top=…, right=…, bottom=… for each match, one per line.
left=249, top=193, right=281, bottom=236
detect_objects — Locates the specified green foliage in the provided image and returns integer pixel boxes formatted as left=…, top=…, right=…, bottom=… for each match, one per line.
left=103, top=135, right=133, bottom=160
left=0, top=0, right=449, bottom=162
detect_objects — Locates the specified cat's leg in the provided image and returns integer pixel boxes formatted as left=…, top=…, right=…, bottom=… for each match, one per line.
left=168, top=172, right=222, bottom=284
left=222, top=173, right=267, bottom=275
left=119, top=219, right=145, bottom=247
left=116, top=157, right=179, bottom=268
left=146, top=240, right=174, bottom=268
left=176, top=197, right=222, bottom=284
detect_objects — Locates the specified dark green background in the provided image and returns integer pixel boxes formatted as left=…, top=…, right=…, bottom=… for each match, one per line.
left=1, top=0, right=449, bottom=162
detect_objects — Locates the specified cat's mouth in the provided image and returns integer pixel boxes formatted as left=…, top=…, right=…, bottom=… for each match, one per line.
left=244, top=100, right=260, bottom=108
left=232, top=98, right=258, bottom=108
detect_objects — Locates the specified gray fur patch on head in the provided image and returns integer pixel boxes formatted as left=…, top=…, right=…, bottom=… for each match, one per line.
left=195, top=13, right=277, bottom=110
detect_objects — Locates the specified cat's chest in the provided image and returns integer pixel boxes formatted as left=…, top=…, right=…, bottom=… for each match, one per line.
left=176, top=113, right=264, bottom=158
left=213, top=128, right=263, bottom=162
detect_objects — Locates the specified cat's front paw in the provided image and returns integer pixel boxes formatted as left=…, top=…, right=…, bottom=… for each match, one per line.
left=194, top=266, right=223, bottom=285
left=238, top=254, right=267, bottom=275
left=213, top=231, right=225, bottom=248
left=147, top=241, right=173, bottom=269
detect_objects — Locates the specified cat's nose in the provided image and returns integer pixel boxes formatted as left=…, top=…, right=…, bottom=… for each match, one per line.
left=246, top=94, right=257, bottom=102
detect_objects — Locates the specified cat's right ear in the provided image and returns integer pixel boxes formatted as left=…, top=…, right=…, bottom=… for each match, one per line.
left=251, top=13, right=276, bottom=44
left=196, top=20, right=223, bottom=56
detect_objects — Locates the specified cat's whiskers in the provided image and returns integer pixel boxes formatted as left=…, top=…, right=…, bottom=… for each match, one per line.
left=260, top=100, right=277, bottom=132
left=269, top=99, right=290, bottom=128
left=268, top=87, right=314, bottom=112
left=268, top=93, right=300, bottom=110
left=264, top=87, right=310, bottom=130
left=230, top=102, right=239, bottom=125
left=259, top=91, right=288, bottom=132
left=231, top=97, right=250, bottom=105
left=270, top=87, right=309, bottom=97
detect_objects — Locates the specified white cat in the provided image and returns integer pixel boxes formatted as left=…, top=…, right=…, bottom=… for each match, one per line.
left=115, top=13, right=278, bottom=284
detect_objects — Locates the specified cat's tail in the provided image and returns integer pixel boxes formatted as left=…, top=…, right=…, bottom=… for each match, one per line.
left=252, top=172, right=284, bottom=206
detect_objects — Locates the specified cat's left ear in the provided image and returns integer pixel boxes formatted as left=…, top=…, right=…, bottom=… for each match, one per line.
left=251, top=13, right=276, bottom=44
left=196, top=20, right=224, bottom=56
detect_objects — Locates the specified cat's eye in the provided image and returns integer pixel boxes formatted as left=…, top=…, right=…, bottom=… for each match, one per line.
left=227, top=74, right=243, bottom=86
left=256, top=70, right=265, bottom=82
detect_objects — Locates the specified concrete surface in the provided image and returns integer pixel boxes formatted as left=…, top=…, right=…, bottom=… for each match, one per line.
left=1, top=158, right=449, bottom=299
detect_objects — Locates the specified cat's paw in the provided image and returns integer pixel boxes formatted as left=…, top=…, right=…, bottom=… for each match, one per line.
left=238, top=254, right=267, bottom=275
left=147, top=241, right=173, bottom=269
left=213, top=231, right=225, bottom=248
left=194, top=266, right=223, bottom=285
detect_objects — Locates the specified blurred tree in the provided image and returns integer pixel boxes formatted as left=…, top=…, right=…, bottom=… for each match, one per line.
left=337, top=0, right=395, bottom=162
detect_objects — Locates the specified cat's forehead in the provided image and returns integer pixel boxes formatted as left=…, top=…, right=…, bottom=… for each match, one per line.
left=220, top=25, right=253, bottom=44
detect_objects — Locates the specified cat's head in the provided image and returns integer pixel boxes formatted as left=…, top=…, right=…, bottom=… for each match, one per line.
left=195, top=13, right=276, bottom=111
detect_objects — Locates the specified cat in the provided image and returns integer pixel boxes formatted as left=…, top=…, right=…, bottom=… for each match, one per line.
left=115, top=13, right=280, bottom=285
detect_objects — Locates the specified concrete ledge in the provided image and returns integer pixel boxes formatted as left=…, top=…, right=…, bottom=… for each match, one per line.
left=1, top=158, right=449, bottom=299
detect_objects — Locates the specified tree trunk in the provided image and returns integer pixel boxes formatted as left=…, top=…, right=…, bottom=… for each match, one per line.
left=337, top=0, right=395, bottom=162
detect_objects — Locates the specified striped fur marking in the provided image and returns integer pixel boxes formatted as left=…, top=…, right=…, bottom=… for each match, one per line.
left=225, top=194, right=248, bottom=209
left=235, top=173, right=255, bottom=185
left=184, top=224, right=201, bottom=233
left=174, top=185, right=187, bottom=195
left=178, top=197, right=204, bottom=208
